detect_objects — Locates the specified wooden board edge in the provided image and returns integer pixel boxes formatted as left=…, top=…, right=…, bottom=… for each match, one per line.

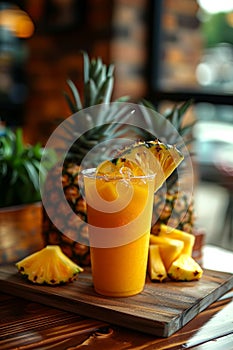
left=0, top=266, right=232, bottom=338
left=0, top=277, right=168, bottom=337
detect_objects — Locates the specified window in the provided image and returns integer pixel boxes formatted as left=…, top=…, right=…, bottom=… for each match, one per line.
left=149, top=1, right=233, bottom=247
left=149, top=0, right=233, bottom=105
left=148, top=0, right=233, bottom=172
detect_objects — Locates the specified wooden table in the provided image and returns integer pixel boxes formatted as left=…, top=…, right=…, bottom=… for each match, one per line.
left=0, top=246, right=233, bottom=350
left=0, top=289, right=233, bottom=349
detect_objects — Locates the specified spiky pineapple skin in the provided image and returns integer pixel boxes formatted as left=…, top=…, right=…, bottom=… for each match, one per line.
left=151, top=183, right=195, bottom=235
left=42, top=53, right=122, bottom=266
left=42, top=161, right=90, bottom=267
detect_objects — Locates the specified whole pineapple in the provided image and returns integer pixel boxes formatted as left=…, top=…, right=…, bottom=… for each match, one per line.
left=43, top=53, right=197, bottom=266
left=43, top=53, right=128, bottom=266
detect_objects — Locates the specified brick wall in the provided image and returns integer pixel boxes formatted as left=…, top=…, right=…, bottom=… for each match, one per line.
left=160, top=0, right=203, bottom=90
left=24, top=0, right=149, bottom=144
left=23, top=0, right=203, bottom=144
left=110, top=0, right=149, bottom=100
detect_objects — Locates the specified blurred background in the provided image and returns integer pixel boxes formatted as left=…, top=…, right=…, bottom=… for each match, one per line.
left=0, top=0, right=233, bottom=250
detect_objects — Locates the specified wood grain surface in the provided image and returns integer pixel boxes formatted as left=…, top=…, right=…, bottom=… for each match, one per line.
left=1, top=291, right=233, bottom=350
left=0, top=265, right=232, bottom=337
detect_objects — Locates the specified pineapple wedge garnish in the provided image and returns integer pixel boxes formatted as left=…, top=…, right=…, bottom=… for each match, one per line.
left=168, top=254, right=203, bottom=281
left=158, top=224, right=195, bottom=256
left=148, top=245, right=167, bottom=282
left=149, top=225, right=203, bottom=283
left=149, top=235, right=184, bottom=271
left=16, top=245, right=84, bottom=285
left=97, top=139, right=184, bottom=193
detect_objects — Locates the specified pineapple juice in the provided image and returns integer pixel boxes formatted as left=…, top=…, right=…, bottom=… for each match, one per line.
left=83, top=169, right=155, bottom=297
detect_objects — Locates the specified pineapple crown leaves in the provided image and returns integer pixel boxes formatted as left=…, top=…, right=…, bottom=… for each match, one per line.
left=58, top=104, right=138, bottom=164
left=163, top=99, right=195, bottom=139
left=60, top=52, right=131, bottom=164
left=0, top=128, right=56, bottom=207
left=63, top=51, right=129, bottom=113
left=139, top=99, right=196, bottom=151
left=139, top=99, right=196, bottom=190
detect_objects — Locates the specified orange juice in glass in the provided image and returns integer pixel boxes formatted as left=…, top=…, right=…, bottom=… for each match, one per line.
left=82, top=168, right=155, bottom=297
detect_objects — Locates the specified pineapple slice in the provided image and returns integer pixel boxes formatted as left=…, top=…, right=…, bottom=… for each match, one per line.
left=148, top=244, right=167, bottom=282
left=168, top=254, right=203, bottom=281
left=149, top=235, right=184, bottom=270
left=97, top=139, right=184, bottom=193
left=119, top=140, right=184, bottom=192
left=158, top=224, right=195, bottom=256
left=16, top=245, right=84, bottom=285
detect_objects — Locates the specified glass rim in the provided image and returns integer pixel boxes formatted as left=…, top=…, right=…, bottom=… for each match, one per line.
left=81, top=167, right=156, bottom=180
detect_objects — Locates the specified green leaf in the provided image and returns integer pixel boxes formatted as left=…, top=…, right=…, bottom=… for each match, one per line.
left=15, top=128, right=24, bottom=157
left=96, top=76, right=114, bottom=104
left=84, top=78, right=98, bottom=107
left=63, top=91, right=77, bottom=114
left=89, top=58, right=97, bottom=77
left=164, top=99, right=194, bottom=130
left=177, top=99, right=194, bottom=117
left=0, top=127, right=56, bottom=206
left=0, top=161, right=8, bottom=177
left=66, top=79, right=82, bottom=111
left=23, top=160, right=39, bottom=192
left=32, top=143, right=43, bottom=159
left=179, top=121, right=196, bottom=136
left=140, top=99, right=156, bottom=111
left=9, top=169, right=19, bottom=185
left=107, top=64, right=115, bottom=77
left=95, top=66, right=107, bottom=89
left=82, top=51, right=90, bottom=84
left=115, top=96, right=130, bottom=102
left=138, top=103, right=157, bottom=133
left=169, top=107, right=180, bottom=129
left=0, top=137, right=13, bottom=159
left=92, top=57, right=103, bottom=79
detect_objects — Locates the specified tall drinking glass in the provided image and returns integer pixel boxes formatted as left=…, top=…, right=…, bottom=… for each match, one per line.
left=82, top=168, right=155, bottom=297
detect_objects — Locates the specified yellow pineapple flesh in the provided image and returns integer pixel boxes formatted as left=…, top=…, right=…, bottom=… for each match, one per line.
left=149, top=235, right=184, bottom=270
left=116, top=139, right=184, bottom=192
left=168, top=254, right=203, bottom=281
left=158, top=224, right=195, bottom=256
left=16, top=245, right=83, bottom=285
left=148, top=244, right=167, bottom=282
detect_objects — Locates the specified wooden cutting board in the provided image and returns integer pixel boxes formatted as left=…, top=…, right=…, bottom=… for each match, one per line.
left=0, top=265, right=232, bottom=337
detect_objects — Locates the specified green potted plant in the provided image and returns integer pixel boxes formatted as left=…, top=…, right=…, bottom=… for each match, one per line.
left=0, top=127, right=55, bottom=264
